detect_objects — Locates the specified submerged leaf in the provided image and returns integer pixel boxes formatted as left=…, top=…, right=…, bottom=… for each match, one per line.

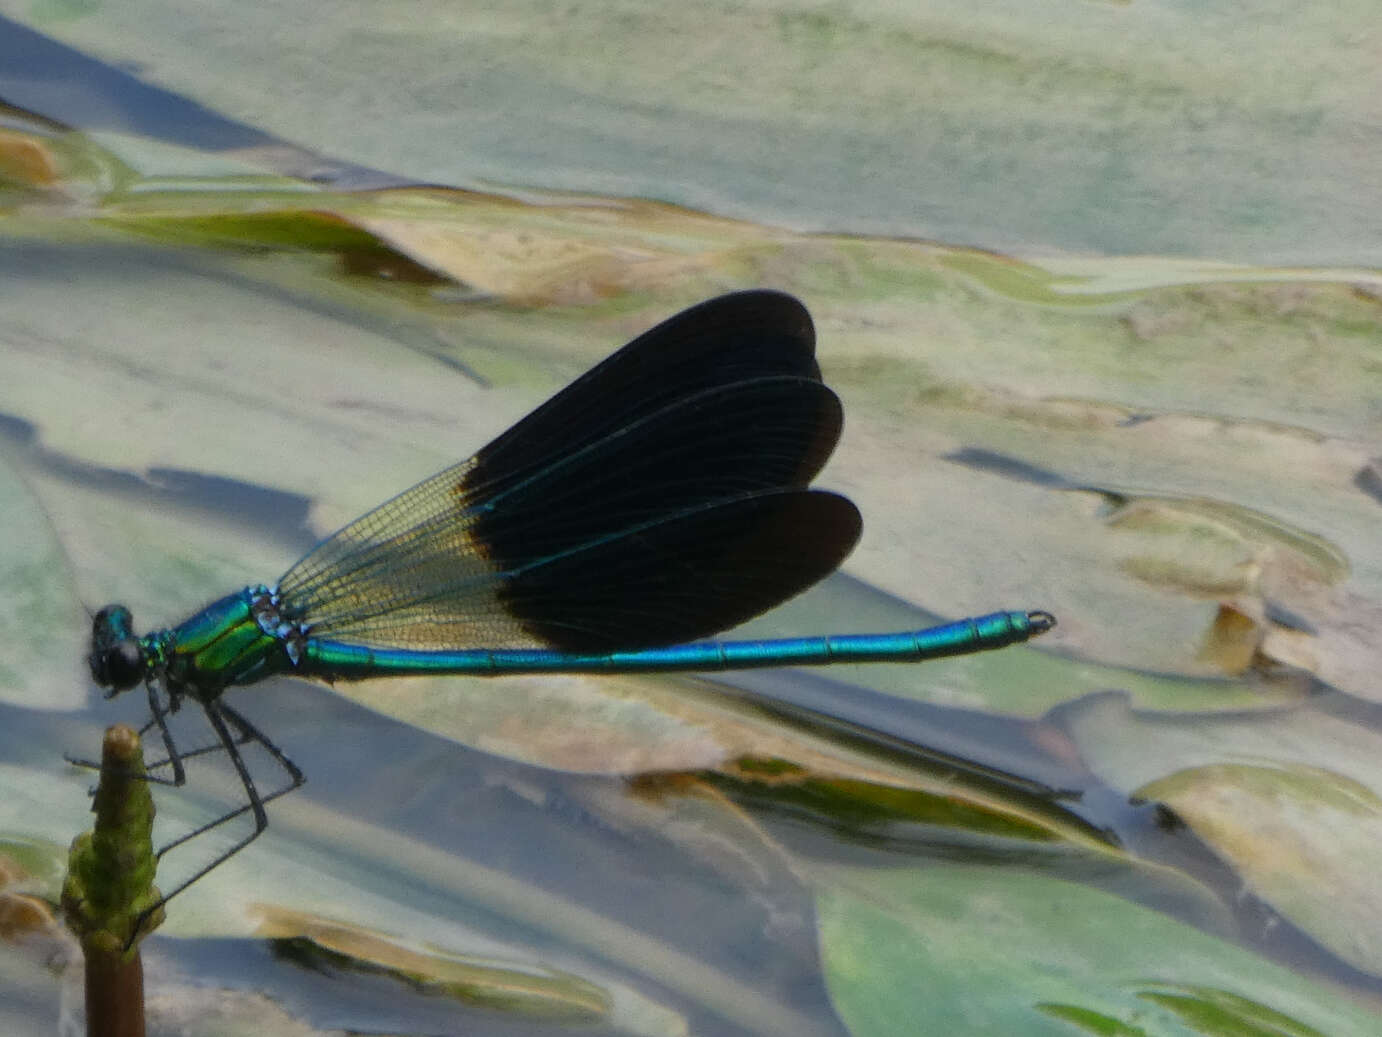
left=818, top=864, right=1380, bottom=1036
left=1142, top=764, right=1382, bottom=978
left=258, top=908, right=615, bottom=1021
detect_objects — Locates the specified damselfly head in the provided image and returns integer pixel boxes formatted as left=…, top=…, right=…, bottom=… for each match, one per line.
left=89, top=604, right=145, bottom=693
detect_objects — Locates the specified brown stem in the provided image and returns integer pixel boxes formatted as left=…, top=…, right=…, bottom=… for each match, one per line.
left=82, top=942, right=145, bottom=1037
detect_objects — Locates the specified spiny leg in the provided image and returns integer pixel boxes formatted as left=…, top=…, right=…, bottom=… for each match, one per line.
left=219, top=700, right=305, bottom=802
left=130, top=699, right=305, bottom=941
left=140, top=718, right=256, bottom=775
left=65, top=678, right=190, bottom=789
left=143, top=676, right=187, bottom=786
left=126, top=679, right=237, bottom=789
left=152, top=701, right=304, bottom=860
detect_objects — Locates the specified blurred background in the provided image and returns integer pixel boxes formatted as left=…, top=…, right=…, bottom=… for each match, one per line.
left=1, top=2, right=1380, bottom=1034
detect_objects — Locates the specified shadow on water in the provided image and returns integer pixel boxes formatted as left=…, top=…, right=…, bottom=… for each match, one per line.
left=0, top=14, right=407, bottom=188
left=0, top=407, right=317, bottom=559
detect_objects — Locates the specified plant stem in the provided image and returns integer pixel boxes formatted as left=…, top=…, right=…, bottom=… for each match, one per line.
left=62, top=724, right=164, bottom=1037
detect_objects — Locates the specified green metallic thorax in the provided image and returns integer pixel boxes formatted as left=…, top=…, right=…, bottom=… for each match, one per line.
left=143, top=590, right=293, bottom=702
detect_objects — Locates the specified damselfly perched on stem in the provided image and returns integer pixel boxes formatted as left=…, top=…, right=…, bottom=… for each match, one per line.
left=84, top=290, right=1054, bottom=930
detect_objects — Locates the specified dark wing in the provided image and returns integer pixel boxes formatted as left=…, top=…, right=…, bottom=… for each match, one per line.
left=277, top=291, right=860, bottom=652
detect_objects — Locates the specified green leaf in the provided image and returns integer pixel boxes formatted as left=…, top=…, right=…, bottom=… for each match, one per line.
left=818, top=864, right=1381, bottom=1036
